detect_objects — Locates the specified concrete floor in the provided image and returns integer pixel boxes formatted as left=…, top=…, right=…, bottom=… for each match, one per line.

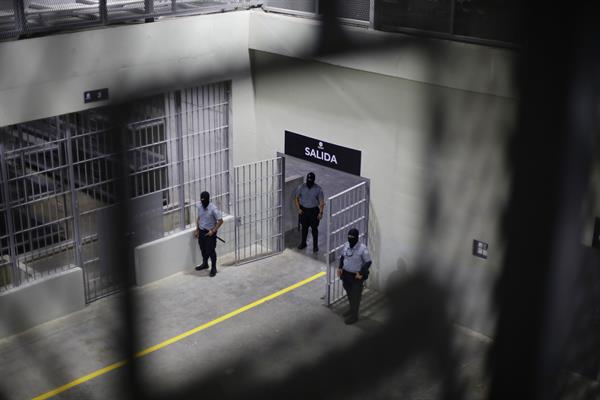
left=0, top=247, right=495, bottom=400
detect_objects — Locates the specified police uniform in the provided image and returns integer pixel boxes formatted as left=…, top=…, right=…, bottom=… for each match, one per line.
left=296, top=182, right=324, bottom=251
left=197, top=202, right=221, bottom=274
left=339, top=241, right=372, bottom=323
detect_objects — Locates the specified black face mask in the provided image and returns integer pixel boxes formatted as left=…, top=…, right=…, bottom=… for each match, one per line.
left=200, top=191, right=210, bottom=208
left=348, top=228, right=359, bottom=248
left=306, top=173, right=315, bottom=188
left=348, top=236, right=358, bottom=248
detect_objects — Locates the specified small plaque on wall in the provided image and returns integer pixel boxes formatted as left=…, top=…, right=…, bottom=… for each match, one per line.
left=84, top=88, right=109, bottom=103
left=472, top=239, right=488, bottom=259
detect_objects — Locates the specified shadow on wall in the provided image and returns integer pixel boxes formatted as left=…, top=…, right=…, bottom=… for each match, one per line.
left=367, top=202, right=410, bottom=293
left=386, top=256, right=410, bottom=292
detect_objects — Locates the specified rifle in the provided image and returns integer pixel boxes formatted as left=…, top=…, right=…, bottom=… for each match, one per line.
left=194, top=229, right=226, bottom=243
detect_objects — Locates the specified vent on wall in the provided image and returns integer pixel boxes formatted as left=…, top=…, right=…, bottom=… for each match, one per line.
left=472, top=239, right=488, bottom=259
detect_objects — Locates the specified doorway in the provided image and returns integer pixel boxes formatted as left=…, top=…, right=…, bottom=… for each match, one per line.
left=281, top=154, right=370, bottom=304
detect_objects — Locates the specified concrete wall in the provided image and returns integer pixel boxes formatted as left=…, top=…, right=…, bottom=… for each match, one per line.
left=0, top=9, right=524, bottom=337
left=0, top=11, right=257, bottom=166
left=247, top=12, right=517, bottom=336
left=0, top=268, right=85, bottom=339
left=249, top=10, right=516, bottom=98
left=135, top=215, right=235, bottom=286
left=0, top=12, right=256, bottom=336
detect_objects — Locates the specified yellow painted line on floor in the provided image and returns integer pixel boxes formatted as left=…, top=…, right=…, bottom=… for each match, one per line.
left=32, top=271, right=325, bottom=400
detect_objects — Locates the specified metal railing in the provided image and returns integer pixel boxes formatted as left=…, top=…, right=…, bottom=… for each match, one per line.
left=0, top=0, right=262, bottom=39
left=263, top=0, right=521, bottom=46
left=0, top=0, right=522, bottom=46
left=263, top=0, right=371, bottom=26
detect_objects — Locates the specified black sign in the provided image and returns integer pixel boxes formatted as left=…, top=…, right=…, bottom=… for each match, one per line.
left=84, top=88, right=109, bottom=103
left=284, top=131, right=362, bottom=176
left=593, top=217, right=600, bottom=249
left=472, top=239, right=489, bottom=259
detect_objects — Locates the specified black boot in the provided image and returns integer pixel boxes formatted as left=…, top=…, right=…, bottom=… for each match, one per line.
left=195, top=262, right=208, bottom=271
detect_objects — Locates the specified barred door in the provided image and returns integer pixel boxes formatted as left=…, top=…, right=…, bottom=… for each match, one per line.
left=0, top=123, right=76, bottom=292
left=0, top=81, right=232, bottom=302
left=234, top=157, right=285, bottom=264
left=324, top=181, right=370, bottom=305
left=64, top=111, right=122, bottom=302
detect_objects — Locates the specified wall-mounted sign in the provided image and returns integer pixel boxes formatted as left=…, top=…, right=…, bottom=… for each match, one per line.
left=84, top=88, right=109, bottom=104
left=472, top=239, right=488, bottom=259
left=593, top=217, right=600, bottom=249
left=284, top=130, right=362, bottom=176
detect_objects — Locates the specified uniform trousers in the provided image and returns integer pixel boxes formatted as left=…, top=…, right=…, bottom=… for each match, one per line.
left=300, top=206, right=320, bottom=249
left=341, top=269, right=364, bottom=319
left=198, top=229, right=217, bottom=272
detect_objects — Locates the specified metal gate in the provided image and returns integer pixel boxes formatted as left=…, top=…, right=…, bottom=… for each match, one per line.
left=66, top=111, right=122, bottom=302
left=234, top=157, right=284, bottom=264
left=324, top=181, right=370, bottom=305
left=0, top=123, right=76, bottom=292
left=0, top=82, right=232, bottom=302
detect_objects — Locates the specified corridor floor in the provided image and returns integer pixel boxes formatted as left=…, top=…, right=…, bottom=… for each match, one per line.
left=0, top=249, right=491, bottom=400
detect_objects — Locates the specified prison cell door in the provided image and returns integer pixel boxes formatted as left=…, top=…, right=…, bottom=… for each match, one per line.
left=234, top=157, right=285, bottom=264
left=325, top=181, right=370, bottom=306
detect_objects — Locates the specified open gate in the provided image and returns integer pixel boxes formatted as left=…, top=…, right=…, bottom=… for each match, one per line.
left=324, top=181, right=370, bottom=305
left=234, top=157, right=285, bottom=264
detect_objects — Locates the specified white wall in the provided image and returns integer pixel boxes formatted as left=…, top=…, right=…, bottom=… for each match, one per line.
left=247, top=13, right=517, bottom=336
left=0, top=11, right=257, bottom=154
left=0, top=11, right=258, bottom=336
left=0, top=268, right=85, bottom=339
left=249, top=10, right=516, bottom=98
left=135, top=216, right=235, bottom=286
left=0, top=9, right=521, bottom=336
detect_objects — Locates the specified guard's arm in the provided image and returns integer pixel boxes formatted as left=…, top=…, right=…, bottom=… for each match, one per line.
left=211, top=218, right=224, bottom=235
left=337, top=255, right=344, bottom=277
left=194, top=213, right=201, bottom=237
left=295, top=195, right=303, bottom=214
left=360, top=260, right=372, bottom=276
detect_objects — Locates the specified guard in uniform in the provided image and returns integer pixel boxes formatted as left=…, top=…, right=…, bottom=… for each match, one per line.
left=294, top=172, right=325, bottom=252
left=337, top=228, right=372, bottom=324
left=194, top=191, right=223, bottom=277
